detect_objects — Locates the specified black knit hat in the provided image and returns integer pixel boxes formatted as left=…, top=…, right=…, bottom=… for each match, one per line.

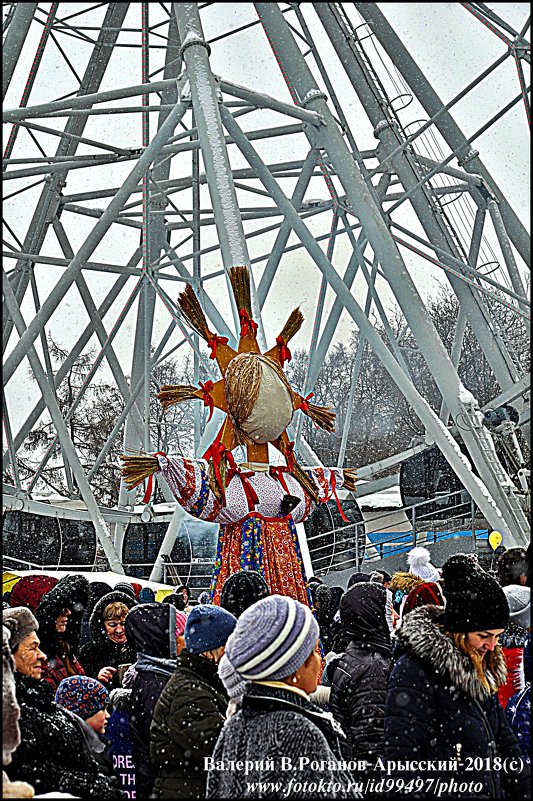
left=220, top=570, right=270, bottom=619
left=442, top=554, right=509, bottom=632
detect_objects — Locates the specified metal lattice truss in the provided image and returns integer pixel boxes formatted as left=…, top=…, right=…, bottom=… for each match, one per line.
left=3, top=2, right=530, bottom=574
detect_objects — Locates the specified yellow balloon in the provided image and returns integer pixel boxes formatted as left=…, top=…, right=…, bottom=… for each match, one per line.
left=488, top=531, right=502, bottom=551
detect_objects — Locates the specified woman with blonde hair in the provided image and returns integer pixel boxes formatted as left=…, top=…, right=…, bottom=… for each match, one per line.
left=384, top=555, right=530, bottom=798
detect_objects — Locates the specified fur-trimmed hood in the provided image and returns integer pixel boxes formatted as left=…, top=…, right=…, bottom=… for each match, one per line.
left=390, top=571, right=423, bottom=594
left=35, top=574, right=89, bottom=653
left=395, top=604, right=507, bottom=703
left=88, top=590, right=137, bottom=643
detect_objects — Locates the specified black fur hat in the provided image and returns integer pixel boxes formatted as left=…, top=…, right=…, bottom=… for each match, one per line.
left=219, top=570, right=270, bottom=619
left=442, top=554, right=509, bottom=632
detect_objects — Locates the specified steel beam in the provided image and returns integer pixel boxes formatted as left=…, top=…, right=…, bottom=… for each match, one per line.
left=219, top=93, right=526, bottom=545
left=173, top=2, right=265, bottom=348
left=3, top=4, right=130, bottom=356
left=314, top=2, right=524, bottom=394
left=3, top=270, right=124, bottom=572
left=4, top=100, right=188, bottom=386
left=2, top=3, right=38, bottom=100
left=354, top=2, right=530, bottom=267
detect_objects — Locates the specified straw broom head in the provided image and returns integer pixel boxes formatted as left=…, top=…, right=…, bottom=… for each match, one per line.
left=229, top=265, right=252, bottom=317
left=279, top=308, right=304, bottom=344
left=157, top=384, right=199, bottom=410
left=342, top=468, right=357, bottom=492
left=177, top=284, right=211, bottom=340
left=120, top=454, right=159, bottom=491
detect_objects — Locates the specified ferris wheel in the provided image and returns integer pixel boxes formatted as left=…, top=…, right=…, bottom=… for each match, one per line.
left=3, top=3, right=530, bottom=578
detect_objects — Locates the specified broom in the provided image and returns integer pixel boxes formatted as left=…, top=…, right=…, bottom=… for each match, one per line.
left=157, top=384, right=199, bottom=410
left=177, top=284, right=211, bottom=341
left=228, top=265, right=252, bottom=317
left=278, top=307, right=304, bottom=344
left=120, top=454, right=159, bottom=491
left=342, top=468, right=357, bottom=493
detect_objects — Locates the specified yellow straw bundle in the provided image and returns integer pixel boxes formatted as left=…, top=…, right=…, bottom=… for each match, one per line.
left=279, top=307, right=303, bottom=343
left=228, top=265, right=252, bottom=316
left=306, top=401, right=336, bottom=433
left=157, top=384, right=199, bottom=410
left=224, top=353, right=262, bottom=445
left=120, top=454, right=159, bottom=491
left=292, top=461, right=320, bottom=503
left=177, top=284, right=211, bottom=340
left=342, top=468, right=357, bottom=492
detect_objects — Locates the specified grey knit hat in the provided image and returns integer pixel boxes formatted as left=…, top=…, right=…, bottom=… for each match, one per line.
left=2, top=607, right=39, bottom=651
left=225, top=594, right=319, bottom=681
left=503, top=585, right=530, bottom=629
left=218, top=651, right=249, bottom=699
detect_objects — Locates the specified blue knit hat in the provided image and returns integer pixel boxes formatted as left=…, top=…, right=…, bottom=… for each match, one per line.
left=225, top=594, right=319, bottom=681
left=184, top=605, right=237, bottom=654
left=138, top=587, right=155, bottom=604
left=55, top=675, right=109, bottom=720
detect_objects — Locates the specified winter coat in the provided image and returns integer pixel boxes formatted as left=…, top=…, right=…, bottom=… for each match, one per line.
left=125, top=602, right=177, bottom=800
left=384, top=605, right=530, bottom=798
left=79, top=590, right=137, bottom=690
left=206, top=682, right=360, bottom=798
left=330, top=583, right=391, bottom=769
left=150, top=650, right=228, bottom=799
left=498, top=621, right=528, bottom=709
left=79, top=581, right=113, bottom=649
left=505, top=634, right=530, bottom=767
left=106, top=688, right=136, bottom=799
left=9, top=672, right=125, bottom=799
left=314, top=584, right=341, bottom=654
left=35, top=573, right=89, bottom=691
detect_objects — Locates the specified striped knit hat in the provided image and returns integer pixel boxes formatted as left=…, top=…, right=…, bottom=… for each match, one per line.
left=225, top=594, right=319, bottom=682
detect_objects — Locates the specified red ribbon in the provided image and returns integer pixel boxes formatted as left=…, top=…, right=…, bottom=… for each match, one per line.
left=330, top=471, right=349, bottom=523
left=276, top=335, right=292, bottom=367
left=207, top=334, right=229, bottom=360
left=227, top=467, right=259, bottom=511
left=203, top=437, right=228, bottom=502
left=199, top=380, right=214, bottom=421
left=239, top=308, right=258, bottom=338
left=270, top=465, right=291, bottom=494
left=285, top=440, right=296, bottom=472
left=142, top=451, right=167, bottom=505
left=297, top=392, right=314, bottom=414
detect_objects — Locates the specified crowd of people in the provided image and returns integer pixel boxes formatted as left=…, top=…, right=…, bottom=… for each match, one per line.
left=2, top=544, right=530, bottom=799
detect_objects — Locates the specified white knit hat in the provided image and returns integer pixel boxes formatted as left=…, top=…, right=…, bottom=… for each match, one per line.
left=407, top=547, right=440, bottom=582
left=503, top=585, right=530, bottom=629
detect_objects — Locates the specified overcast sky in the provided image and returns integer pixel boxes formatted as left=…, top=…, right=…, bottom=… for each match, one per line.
left=3, top=3, right=530, bottom=437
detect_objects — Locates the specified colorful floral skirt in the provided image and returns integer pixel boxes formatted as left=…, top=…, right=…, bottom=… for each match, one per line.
left=209, top=513, right=313, bottom=608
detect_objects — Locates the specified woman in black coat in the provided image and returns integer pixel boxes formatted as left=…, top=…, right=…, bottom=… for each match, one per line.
left=384, top=557, right=530, bottom=798
left=35, top=573, right=89, bottom=691
left=79, top=590, right=137, bottom=690
left=206, top=595, right=358, bottom=799
left=330, top=581, right=391, bottom=773
left=10, top=670, right=125, bottom=799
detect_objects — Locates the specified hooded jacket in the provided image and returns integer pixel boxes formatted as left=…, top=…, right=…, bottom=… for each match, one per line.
left=125, top=603, right=177, bottom=800
left=150, top=650, right=229, bottom=799
left=79, top=581, right=113, bottom=649
left=330, top=583, right=392, bottom=768
left=9, top=672, right=125, bottom=799
left=78, top=591, right=137, bottom=690
left=35, top=574, right=89, bottom=690
left=384, top=605, right=530, bottom=798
